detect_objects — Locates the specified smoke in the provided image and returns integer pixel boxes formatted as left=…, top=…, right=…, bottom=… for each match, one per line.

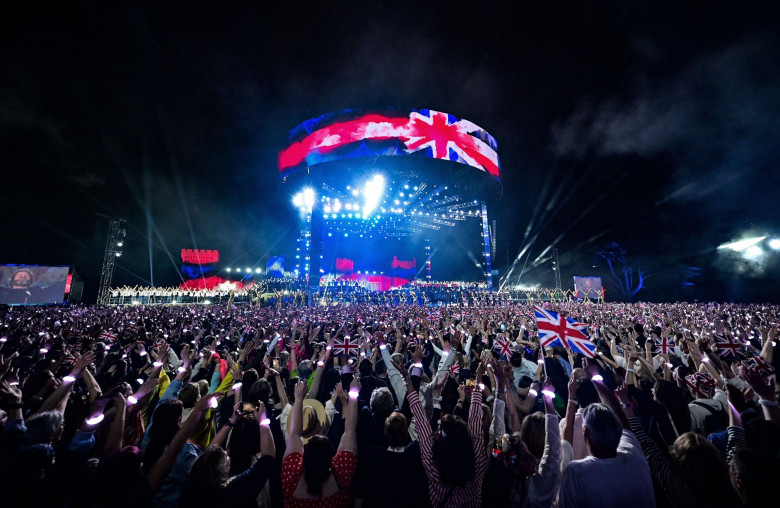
left=551, top=32, right=780, bottom=205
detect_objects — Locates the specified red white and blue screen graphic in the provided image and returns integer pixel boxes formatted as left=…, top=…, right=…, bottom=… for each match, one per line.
left=278, top=109, right=501, bottom=180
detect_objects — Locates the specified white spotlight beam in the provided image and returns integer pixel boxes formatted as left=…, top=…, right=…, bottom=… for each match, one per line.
left=717, top=236, right=766, bottom=252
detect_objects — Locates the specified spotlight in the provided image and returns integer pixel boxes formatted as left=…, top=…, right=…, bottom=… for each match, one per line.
left=226, top=268, right=231, bottom=272
left=769, top=239, right=780, bottom=250
left=717, top=236, right=766, bottom=252
left=117, top=241, right=123, bottom=247
left=302, top=187, right=316, bottom=210
left=255, top=268, right=262, bottom=273
left=114, top=252, right=122, bottom=257
left=744, top=246, right=764, bottom=260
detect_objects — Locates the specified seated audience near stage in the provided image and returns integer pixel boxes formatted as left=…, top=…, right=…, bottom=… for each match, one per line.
left=0, top=300, right=778, bottom=508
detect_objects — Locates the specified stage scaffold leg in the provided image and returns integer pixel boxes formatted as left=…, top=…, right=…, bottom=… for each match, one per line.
left=481, top=201, right=493, bottom=289
left=425, top=237, right=432, bottom=281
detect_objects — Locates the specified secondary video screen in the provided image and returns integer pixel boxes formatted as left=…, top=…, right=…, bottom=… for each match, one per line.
left=0, top=265, right=70, bottom=305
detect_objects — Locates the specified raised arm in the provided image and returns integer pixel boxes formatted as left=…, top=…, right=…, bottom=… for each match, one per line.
left=741, top=365, right=780, bottom=425
left=35, top=352, right=96, bottom=415
left=284, top=380, right=308, bottom=458
left=212, top=402, right=240, bottom=449
left=337, top=377, right=360, bottom=454
left=760, top=327, right=776, bottom=363
left=147, top=392, right=219, bottom=494
left=271, top=369, right=289, bottom=408
left=256, top=401, right=276, bottom=458
left=563, top=377, right=578, bottom=445
left=102, top=394, right=126, bottom=458
left=585, top=359, right=630, bottom=430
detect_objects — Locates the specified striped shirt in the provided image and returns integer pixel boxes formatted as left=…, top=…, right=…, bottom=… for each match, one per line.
left=628, top=418, right=746, bottom=507
left=407, top=389, right=487, bottom=507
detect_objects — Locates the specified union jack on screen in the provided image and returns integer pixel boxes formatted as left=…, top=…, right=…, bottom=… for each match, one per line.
left=534, top=306, right=596, bottom=358
left=278, top=109, right=501, bottom=179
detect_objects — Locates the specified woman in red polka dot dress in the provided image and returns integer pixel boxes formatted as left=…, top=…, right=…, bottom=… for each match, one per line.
left=281, top=377, right=359, bottom=507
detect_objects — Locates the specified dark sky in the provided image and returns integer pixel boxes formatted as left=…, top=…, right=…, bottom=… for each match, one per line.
left=2, top=1, right=779, bottom=303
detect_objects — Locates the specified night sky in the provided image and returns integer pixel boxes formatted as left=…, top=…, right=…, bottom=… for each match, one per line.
left=2, top=1, right=779, bottom=303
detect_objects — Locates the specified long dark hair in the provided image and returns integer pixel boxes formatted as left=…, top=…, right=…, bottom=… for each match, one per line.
left=142, top=399, right=182, bottom=473
left=432, top=414, right=475, bottom=487
left=653, top=380, right=691, bottom=436
left=227, top=416, right=260, bottom=476
left=183, top=445, right=230, bottom=500
left=303, top=435, right=333, bottom=497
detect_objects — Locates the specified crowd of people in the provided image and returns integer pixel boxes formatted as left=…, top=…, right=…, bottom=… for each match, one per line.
left=0, top=299, right=778, bottom=507
left=109, top=282, right=531, bottom=308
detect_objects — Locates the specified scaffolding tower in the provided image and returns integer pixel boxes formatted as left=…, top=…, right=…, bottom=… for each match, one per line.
left=552, top=248, right=562, bottom=298
left=97, top=218, right=126, bottom=305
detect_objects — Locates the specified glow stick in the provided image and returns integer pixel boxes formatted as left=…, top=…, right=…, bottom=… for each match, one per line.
left=85, top=414, right=104, bottom=425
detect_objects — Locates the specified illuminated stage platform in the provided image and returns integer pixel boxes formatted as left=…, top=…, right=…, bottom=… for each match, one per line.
left=279, top=108, right=503, bottom=289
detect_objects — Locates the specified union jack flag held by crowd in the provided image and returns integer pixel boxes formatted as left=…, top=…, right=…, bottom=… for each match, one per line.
left=333, top=335, right=360, bottom=357
left=100, top=330, right=117, bottom=342
left=493, top=333, right=513, bottom=360
left=653, top=337, right=675, bottom=355
left=713, top=333, right=745, bottom=360
left=534, top=306, right=596, bottom=358
left=743, top=356, right=774, bottom=377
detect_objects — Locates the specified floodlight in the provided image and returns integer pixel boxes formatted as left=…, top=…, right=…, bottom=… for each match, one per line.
left=363, top=174, right=385, bottom=217
left=744, top=246, right=764, bottom=260
left=114, top=252, right=122, bottom=257
left=301, top=187, right=316, bottom=211
left=717, top=236, right=766, bottom=252
left=769, top=239, right=780, bottom=250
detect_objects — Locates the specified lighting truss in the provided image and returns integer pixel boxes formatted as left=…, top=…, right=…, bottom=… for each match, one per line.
left=319, top=177, right=481, bottom=239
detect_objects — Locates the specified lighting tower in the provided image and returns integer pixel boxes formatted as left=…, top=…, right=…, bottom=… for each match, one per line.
left=552, top=248, right=562, bottom=298
left=97, top=218, right=126, bottom=305
left=292, top=188, right=316, bottom=281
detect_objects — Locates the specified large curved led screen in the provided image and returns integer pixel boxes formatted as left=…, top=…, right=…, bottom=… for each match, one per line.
left=278, top=109, right=500, bottom=180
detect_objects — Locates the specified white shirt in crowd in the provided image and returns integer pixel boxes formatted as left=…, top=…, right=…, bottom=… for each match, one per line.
left=557, top=429, right=655, bottom=508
